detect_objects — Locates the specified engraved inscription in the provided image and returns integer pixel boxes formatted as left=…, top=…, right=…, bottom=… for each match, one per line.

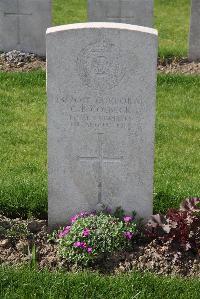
left=77, top=133, right=123, bottom=207
left=76, top=40, right=126, bottom=90
left=60, top=95, right=133, bottom=129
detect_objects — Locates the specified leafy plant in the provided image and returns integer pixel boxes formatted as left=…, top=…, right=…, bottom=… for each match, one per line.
left=55, top=210, right=138, bottom=266
left=29, top=244, right=37, bottom=269
left=145, top=198, right=200, bottom=251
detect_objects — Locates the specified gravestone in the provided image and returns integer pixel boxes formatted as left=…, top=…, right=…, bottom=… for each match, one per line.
left=189, top=0, right=200, bottom=61
left=0, top=0, right=51, bottom=56
left=88, top=0, right=154, bottom=27
left=47, top=23, right=158, bottom=227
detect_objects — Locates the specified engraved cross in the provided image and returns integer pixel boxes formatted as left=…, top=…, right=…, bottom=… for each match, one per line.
left=77, top=133, right=123, bottom=205
left=4, top=0, right=32, bottom=45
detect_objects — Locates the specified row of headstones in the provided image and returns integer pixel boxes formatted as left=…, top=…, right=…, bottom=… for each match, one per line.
left=0, top=0, right=199, bottom=60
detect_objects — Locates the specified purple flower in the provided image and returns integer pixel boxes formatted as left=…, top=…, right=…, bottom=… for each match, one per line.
left=87, top=247, right=92, bottom=254
left=82, top=228, right=90, bottom=237
left=73, top=241, right=87, bottom=249
left=124, top=231, right=134, bottom=240
left=70, top=214, right=79, bottom=224
left=123, top=216, right=133, bottom=223
left=80, top=242, right=87, bottom=249
left=73, top=241, right=81, bottom=248
left=70, top=211, right=94, bottom=224
left=58, top=226, right=71, bottom=238
left=64, top=225, right=71, bottom=232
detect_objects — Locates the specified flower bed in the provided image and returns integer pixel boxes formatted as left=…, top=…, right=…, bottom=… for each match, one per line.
left=0, top=198, right=199, bottom=277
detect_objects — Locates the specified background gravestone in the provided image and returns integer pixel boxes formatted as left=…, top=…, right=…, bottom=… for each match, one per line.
left=88, top=0, right=154, bottom=27
left=47, top=23, right=158, bottom=227
left=189, top=0, right=200, bottom=61
left=0, top=0, right=51, bottom=56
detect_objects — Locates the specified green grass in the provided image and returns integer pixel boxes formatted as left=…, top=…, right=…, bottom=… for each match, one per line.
left=0, top=266, right=200, bottom=299
left=53, top=0, right=87, bottom=26
left=52, top=0, right=190, bottom=58
left=154, top=0, right=190, bottom=57
left=0, top=71, right=47, bottom=218
left=0, top=72, right=200, bottom=217
left=154, top=75, right=200, bottom=212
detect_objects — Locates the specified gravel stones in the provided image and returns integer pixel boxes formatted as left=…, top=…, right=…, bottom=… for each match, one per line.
left=158, top=57, right=200, bottom=75
left=1, top=50, right=36, bottom=65
left=0, top=49, right=45, bottom=71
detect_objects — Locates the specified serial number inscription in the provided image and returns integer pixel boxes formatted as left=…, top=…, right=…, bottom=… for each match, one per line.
left=60, top=95, right=133, bottom=129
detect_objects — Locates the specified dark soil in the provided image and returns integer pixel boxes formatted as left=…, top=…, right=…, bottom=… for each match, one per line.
left=0, top=214, right=199, bottom=277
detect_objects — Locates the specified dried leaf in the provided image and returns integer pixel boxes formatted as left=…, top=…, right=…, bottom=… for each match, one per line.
left=180, top=198, right=200, bottom=212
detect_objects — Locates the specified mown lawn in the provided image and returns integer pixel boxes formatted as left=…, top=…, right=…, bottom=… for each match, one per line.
left=0, top=72, right=200, bottom=218
left=0, top=266, right=200, bottom=299
left=0, top=72, right=47, bottom=218
left=52, top=0, right=190, bottom=58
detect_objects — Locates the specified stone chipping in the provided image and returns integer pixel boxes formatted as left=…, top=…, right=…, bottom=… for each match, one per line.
left=0, top=50, right=45, bottom=71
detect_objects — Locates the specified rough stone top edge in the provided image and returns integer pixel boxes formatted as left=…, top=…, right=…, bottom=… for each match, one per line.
left=46, top=22, right=158, bottom=36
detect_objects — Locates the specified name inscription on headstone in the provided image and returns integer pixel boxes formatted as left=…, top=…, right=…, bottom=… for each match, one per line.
left=60, top=95, right=132, bottom=129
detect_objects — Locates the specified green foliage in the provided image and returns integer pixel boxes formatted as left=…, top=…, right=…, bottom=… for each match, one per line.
left=29, top=244, right=37, bottom=270
left=56, top=211, right=137, bottom=266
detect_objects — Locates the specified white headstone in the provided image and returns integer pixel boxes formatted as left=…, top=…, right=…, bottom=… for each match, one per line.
left=189, top=0, right=200, bottom=61
left=0, top=0, right=51, bottom=56
left=47, top=23, right=158, bottom=227
left=88, top=0, right=154, bottom=27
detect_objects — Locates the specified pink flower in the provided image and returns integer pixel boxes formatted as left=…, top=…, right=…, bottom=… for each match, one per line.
left=64, top=225, right=71, bottom=232
left=87, top=247, right=92, bottom=254
left=124, top=231, right=134, bottom=240
left=70, top=212, right=93, bottom=224
left=80, top=242, right=87, bottom=249
left=58, top=226, right=71, bottom=238
left=73, top=241, right=81, bottom=248
left=123, top=216, right=133, bottom=223
left=82, top=228, right=90, bottom=237
left=70, top=214, right=79, bottom=223
left=73, top=241, right=87, bottom=249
